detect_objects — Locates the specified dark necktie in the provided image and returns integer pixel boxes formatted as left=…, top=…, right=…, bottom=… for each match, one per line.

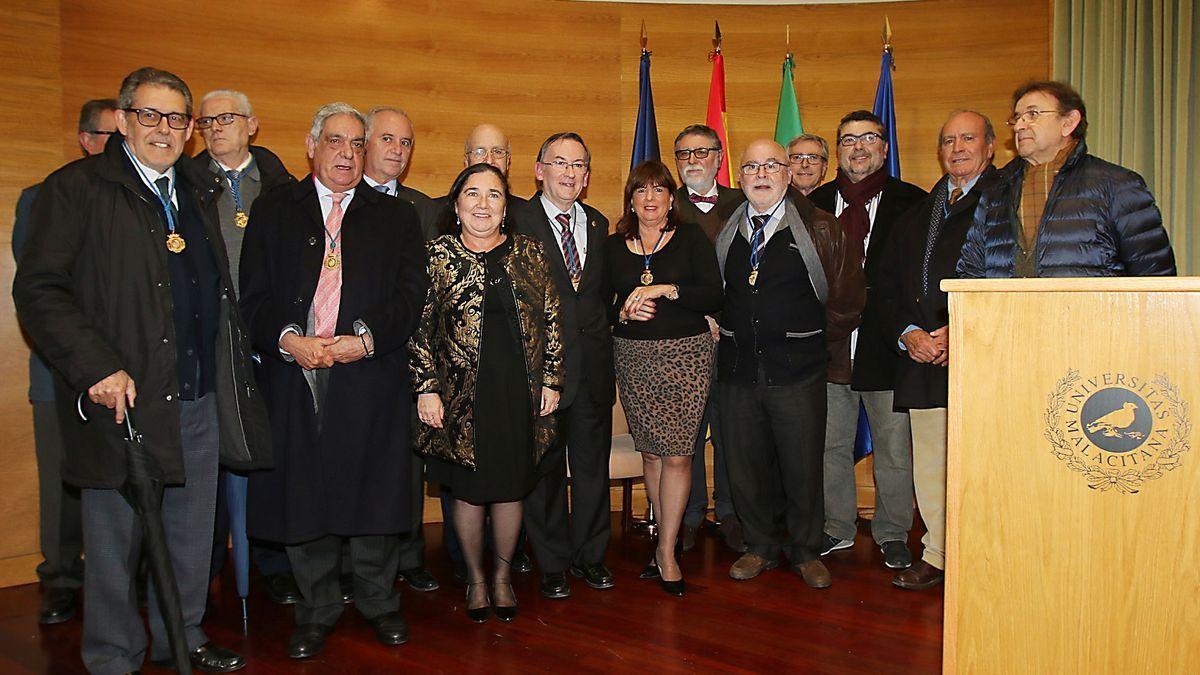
left=749, top=214, right=769, bottom=260
left=374, top=184, right=390, bottom=195
left=154, top=176, right=179, bottom=222
left=555, top=212, right=582, bottom=289
left=689, top=194, right=718, bottom=205
left=921, top=183, right=953, bottom=295
left=949, top=187, right=963, bottom=205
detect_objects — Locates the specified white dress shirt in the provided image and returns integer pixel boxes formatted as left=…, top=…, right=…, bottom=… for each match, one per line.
left=123, top=142, right=178, bottom=208
left=363, top=174, right=398, bottom=196
left=540, top=194, right=588, bottom=269
left=687, top=183, right=720, bottom=214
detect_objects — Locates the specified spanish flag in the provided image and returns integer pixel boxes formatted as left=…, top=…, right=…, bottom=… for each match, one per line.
left=706, top=22, right=733, bottom=187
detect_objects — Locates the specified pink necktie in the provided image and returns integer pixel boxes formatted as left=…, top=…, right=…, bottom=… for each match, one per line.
left=313, top=193, right=345, bottom=338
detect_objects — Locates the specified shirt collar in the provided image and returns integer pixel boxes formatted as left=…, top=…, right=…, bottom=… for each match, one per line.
left=313, top=176, right=355, bottom=200
left=748, top=197, right=786, bottom=220
left=215, top=152, right=253, bottom=175
left=363, top=174, right=398, bottom=195
left=122, top=142, right=175, bottom=192
left=949, top=172, right=983, bottom=197
left=540, top=193, right=578, bottom=222
left=687, top=182, right=719, bottom=199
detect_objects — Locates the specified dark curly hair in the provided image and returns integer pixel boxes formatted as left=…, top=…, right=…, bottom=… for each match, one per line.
left=615, top=160, right=679, bottom=240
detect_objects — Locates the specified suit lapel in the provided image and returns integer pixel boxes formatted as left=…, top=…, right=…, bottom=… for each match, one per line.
left=526, top=192, right=574, bottom=286
left=578, top=204, right=604, bottom=288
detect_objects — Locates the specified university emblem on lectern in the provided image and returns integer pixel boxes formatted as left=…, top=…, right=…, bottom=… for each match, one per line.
left=1044, top=370, right=1191, bottom=493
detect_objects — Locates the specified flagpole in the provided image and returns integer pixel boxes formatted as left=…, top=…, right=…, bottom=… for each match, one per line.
left=706, top=20, right=734, bottom=187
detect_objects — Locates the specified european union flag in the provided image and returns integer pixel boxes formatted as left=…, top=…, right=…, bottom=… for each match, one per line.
left=872, top=48, right=901, bottom=179
left=631, top=49, right=660, bottom=169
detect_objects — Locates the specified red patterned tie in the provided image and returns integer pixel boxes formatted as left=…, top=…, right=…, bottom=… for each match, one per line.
left=556, top=212, right=582, bottom=289
left=689, top=194, right=718, bottom=205
left=313, top=193, right=346, bottom=338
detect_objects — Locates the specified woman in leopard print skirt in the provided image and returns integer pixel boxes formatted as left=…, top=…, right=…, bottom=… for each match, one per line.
left=604, top=161, right=723, bottom=596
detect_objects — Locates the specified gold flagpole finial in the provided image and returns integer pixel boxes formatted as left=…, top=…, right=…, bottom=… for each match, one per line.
left=882, top=16, right=893, bottom=53
left=640, top=20, right=648, bottom=51
left=713, top=20, right=723, bottom=52
left=786, top=24, right=792, bottom=59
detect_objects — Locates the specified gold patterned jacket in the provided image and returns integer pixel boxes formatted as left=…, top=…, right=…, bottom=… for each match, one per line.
left=409, top=233, right=564, bottom=469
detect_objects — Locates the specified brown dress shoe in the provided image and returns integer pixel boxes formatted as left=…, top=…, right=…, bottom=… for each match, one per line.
left=729, top=553, right=778, bottom=580
left=791, top=559, right=832, bottom=589
left=892, top=560, right=944, bottom=590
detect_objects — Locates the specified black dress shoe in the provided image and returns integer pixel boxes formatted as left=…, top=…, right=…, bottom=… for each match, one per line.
left=539, top=572, right=571, bottom=599
left=512, top=550, right=533, bottom=574
left=465, top=582, right=491, bottom=623
left=339, top=573, right=354, bottom=603
left=367, top=611, right=409, bottom=646
left=37, top=587, right=76, bottom=625
left=397, top=567, right=440, bottom=592
left=288, top=624, right=333, bottom=659
left=263, top=573, right=301, bottom=605
left=152, top=642, right=246, bottom=672
left=569, top=563, right=614, bottom=590
left=659, top=578, right=686, bottom=597
left=492, top=581, right=518, bottom=622
left=639, top=559, right=660, bottom=580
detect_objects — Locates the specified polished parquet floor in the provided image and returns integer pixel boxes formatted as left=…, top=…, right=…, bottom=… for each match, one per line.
left=0, top=516, right=942, bottom=674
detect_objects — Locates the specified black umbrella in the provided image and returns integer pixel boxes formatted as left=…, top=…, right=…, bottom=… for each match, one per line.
left=78, top=395, right=192, bottom=674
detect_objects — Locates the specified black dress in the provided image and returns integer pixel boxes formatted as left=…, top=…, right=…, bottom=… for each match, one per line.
left=426, top=237, right=536, bottom=504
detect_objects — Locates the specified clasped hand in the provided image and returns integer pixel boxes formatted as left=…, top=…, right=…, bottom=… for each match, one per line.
left=280, top=333, right=367, bottom=370
left=900, top=325, right=949, bottom=366
left=621, top=284, right=674, bottom=323
left=418, top=387, right=560, bottom=429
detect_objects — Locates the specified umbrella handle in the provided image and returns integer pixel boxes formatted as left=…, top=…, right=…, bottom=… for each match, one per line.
left=75, top=393, right=139, bottom=441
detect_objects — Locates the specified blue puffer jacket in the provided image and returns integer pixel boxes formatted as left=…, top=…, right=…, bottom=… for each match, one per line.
left=957, top=141, right=1175, bottom=278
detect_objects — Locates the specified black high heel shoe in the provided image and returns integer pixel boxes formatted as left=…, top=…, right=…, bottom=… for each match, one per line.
left=655, top=552, right=685, bottom=597
left=639, top=558, right=661, bottom=580
left=465, top=582, right=491, bottom=623
left=492, top=581, right=519, bottom=622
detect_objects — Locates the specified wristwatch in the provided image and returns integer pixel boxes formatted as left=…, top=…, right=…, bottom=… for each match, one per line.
left=666, top=284, right=680, bottom=301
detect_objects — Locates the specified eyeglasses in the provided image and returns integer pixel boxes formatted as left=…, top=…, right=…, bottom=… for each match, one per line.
left=539, top=159, right=588, bottom=172
left=468, top=147, right=509, bottom=160
left=125, top=107, right=190, bottom=131
left=85, top=129, right=116, bottom=136
left=739, top=160, right=786, bottom=175
left=838, top=132, right=883, bottom=147
left=1006, top=109, right=1060, bottom=127
left=788, top=153, right=826, bottom=164
left=195, top=112, right=249, bottom=129
left=674, top=147, right=719, bottom=161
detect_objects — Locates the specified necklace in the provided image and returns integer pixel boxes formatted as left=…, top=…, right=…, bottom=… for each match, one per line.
left=636, top=227, right=668, bottom=285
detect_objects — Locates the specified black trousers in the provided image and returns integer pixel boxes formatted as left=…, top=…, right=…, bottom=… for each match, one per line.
left=523, top=389, right=612, bottom=573
left=286, top=534, right=400, bottom=627
left=32, top=401, right=84, bottom=590
left=396, top=450, right=427, bottom=570
left=719, top=369, right=826, bottom=563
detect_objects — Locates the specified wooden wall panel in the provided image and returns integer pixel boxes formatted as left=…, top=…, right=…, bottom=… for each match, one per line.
left=0, top=0, right=1050, bottom=587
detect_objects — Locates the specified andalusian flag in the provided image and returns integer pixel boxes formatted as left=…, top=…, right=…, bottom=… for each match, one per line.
left=706, top=21, right=734, bottom=187
left=774, top=54, right=804, bottom=146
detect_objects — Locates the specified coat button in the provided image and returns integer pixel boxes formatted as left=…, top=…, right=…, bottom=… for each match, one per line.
left=166, top=394, right=173, bottom=401
left=295, top=296, right=304, bottom=304
left=308, top=236, right=318, bottom=246
left=162, top=338, right=169, bottom=344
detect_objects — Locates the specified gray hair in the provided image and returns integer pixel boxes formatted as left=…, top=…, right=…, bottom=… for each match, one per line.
left=537, top=132, right=591, bottom=166
left=937, top=109, right=996, bottom=145
left=309, top=102, right=365, bottom=142
left=673, top=124, right=722, bottom=153
left=201, top=89, right=253, bottom=116
left=364, top=106, right=410, bottom=139
left=77, top=98, right=118, bottom=132
left=787, top=133, right=829, bottom=160
left=117, top=67, right=193, bottom=115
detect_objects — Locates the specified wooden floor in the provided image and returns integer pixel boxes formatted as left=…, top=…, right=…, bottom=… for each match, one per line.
left=0, top=516, right=943, bottom=674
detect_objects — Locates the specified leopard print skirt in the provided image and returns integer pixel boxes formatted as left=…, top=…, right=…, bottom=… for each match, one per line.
left=614, top=332, right=715, bottom=457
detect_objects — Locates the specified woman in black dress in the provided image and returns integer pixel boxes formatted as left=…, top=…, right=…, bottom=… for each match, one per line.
left=605, top=160, right=723, bottom=595
left=410, top=164, right=563, bottom=622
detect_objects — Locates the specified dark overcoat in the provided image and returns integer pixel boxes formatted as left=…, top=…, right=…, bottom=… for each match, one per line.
left=12, top=134, right=272, bottom=488
left=239, top=176, right=430, bottom=544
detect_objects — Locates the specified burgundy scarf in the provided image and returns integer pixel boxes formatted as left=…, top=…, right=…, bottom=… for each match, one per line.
left=835, top=166, right=889, bottom=262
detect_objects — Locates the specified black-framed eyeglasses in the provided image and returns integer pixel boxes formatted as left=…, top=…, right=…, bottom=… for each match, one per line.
left=789, top=153, right=826, bottom=164
left=85, top=129, right=116, bottom=136
left=195, top=112, right=249, bottom=129
left=674, top=147, right=719, bottom=161
left=125, top=107, right=190, bottom=130
left=739, top=160, right=786, bottom=175
left=838, top=132, right=883, bottom=147
left=1006, top=109, right=1060, bottom=127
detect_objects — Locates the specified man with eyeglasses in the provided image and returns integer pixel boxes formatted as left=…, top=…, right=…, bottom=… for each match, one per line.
left=958, top=80, right=1174, bottom=278
left=511, top=132, right=614, bottom=599
left=714, top=139, right=864, bottom=587
left=787, top=133, right=830, bottom=196
left=11, top=97, right=117, bottom=628
left=877, top=110, right=999, bottom=592
left=240, top=102, right=429, bottom=658
left=362, top=106, right=439, bottom=240
left=14, top=67, right=271, bottom=674
left=669, top=123, right=746, bottom=554
left=192, top=88, right=300, bottom=606
left=429, top=123, right=528, bottom=241
left=810, top=110, right=926, bottom=573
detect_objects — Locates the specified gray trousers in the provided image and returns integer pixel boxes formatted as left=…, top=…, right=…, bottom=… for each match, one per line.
left=287, top=534, right=400, bottom=627
left=684, top=373, right=735, bottom=526
left=81, top=396, right=219, bottom=675
left=823, top=384, right=913, bottom=544
left=33, top=401, right=84, bottom=589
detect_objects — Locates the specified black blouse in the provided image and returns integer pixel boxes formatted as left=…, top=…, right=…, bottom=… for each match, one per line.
left=603, top=221, right=724, bottom=340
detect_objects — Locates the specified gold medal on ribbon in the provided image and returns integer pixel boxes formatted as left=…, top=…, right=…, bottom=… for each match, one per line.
left=748, top=269, right=759, bottom=286
left=640, top=269, right=654, bottom=286
left=234, top=211, right=249, bottom=228
left=166, top=232, right=187, bottom=254
left=324, top=253, right=340, bottom=269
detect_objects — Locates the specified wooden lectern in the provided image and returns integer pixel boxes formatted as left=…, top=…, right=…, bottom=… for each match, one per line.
left=941, top=278, right=1199, bottom=673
